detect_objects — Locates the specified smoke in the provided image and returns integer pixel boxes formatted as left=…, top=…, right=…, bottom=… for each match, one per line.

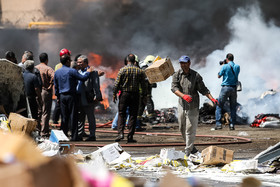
left=0, top=29, right=39, bottom=62
left=200, top=4, right=280, bottom=122
left=42, top=0, right=252, bottom=68
left=42, top=0, right=280, bottom=121
left=1, top=0, right=280, bottom=121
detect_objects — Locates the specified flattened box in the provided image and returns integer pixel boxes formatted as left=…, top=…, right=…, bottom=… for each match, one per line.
left=202, top=146, right=234, bottom=165
left=145, top=58, right=174, bottom=83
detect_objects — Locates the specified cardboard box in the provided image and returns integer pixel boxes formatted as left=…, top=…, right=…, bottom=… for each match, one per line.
left=30, top=157, right=88, bottom=187
left=160, top=148, right=185, bottom=160
left=8, top=113, right=37, bottom=134
left=91, top=143, right=123, bottom=163
left=231, top=160, right=258, bottom=172
left=145, top=58, right=174, bottom=83
left=0, top=132, right=49, bottom=168
left=0, top=163, right=35, bottom=187
left=202, top=146, right=234, bottom=165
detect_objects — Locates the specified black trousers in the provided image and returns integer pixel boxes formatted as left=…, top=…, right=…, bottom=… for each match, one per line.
left=52, top=99, right=61, bottom=123
left=117, top=92, right=139, bottom=139
left=59, top=93, right=78, bottom=140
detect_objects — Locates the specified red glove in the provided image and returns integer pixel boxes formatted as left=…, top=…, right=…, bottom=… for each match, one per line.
left=182, top=95, right=192, bottom=103
left=211, top=98, right=219, bottom=105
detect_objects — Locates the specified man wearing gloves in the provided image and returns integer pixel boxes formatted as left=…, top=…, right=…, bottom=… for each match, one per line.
left=171, top=55, right=218, bottom=156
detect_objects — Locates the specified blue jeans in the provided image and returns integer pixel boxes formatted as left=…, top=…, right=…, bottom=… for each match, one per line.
left=215, top=86, right=237, bottom=126
left=112, top=107, right=140, bottom=129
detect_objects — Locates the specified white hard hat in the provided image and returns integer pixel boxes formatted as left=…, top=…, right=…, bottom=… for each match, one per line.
left=144, top=55, right=155, bottom=66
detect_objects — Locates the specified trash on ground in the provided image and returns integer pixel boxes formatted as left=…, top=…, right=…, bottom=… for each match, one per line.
left=8, top=112, right=37, bottom=135
left=49, top=129, right=69, bottom=143
left=251, top=113, right=280, bottom=128
left=221, top=160, right=258, bottom=173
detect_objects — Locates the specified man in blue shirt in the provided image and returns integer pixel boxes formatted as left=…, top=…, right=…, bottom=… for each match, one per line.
left=215, top=53, right=240, bottom=130
left=54, top=53, right=94, bottom=141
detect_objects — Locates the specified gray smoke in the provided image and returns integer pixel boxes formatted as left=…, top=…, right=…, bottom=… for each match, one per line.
left=42, top=0, right=253, bottom=68
left=1, top=0, right=280, bottom=121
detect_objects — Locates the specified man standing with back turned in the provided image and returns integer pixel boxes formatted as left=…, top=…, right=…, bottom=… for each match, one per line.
left=54, top=52, right=94, bottom=141
left=215, top=53, right=240, bottom=131
left=113, top=54, right=147, bottom=143
left=171, top=55, right=218, bottom=156
left=35, top=53, right=54, bottom=137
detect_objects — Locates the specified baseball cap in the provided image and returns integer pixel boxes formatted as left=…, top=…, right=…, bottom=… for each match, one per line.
left=179, top=55, right=190, bottom=63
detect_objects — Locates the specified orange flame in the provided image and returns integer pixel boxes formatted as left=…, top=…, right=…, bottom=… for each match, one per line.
left=87, top=52, right=124, bottom=110
left=88, top=52, right=102, bottom=67
left=100, top=83, right=109, bottom=109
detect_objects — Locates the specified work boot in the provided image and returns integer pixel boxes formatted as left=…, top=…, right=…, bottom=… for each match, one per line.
left=229, top=124, right=235, bottom=130
left=127, top=138, right=137, bottom=143
left=127, top=135, right=137, bottom=143
left=85, top=136, right=96, bottom=141
left=214, top=125, right=222, bottom=130
left=115, top=133, right=124, bottom=142
left=191, top=146, right=199, bottom=154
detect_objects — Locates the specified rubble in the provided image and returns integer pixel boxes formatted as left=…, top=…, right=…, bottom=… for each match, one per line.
left=142, top=107, right=178, bottom=124
left=199, top=101, right=248, bottom=125
left=0, top=111, right=280, bottom=186
left=0, top=129, right=279, bottom=186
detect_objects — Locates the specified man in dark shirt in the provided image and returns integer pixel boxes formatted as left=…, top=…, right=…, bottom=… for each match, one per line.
left=54, top=54, right=94, bottom=141
left=76, top=55, right=103, bottom=141
left=171, top=55, right=218, bottom=156
left=23, top=60, right=42, bottom=129
left=113, top=54, right=147, bottom=143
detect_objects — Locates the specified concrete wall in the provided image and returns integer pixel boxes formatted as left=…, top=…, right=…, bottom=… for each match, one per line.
left=0, top=0, right=52, bottom=28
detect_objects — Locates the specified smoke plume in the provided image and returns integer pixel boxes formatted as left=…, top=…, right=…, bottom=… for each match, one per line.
left=200, top=4, right=280, bottom=122
left=1, top=0, right=280, bottom=121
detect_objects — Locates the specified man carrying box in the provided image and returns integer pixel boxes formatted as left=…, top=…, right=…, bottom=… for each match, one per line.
left=171, top=55, right=218, bottom=156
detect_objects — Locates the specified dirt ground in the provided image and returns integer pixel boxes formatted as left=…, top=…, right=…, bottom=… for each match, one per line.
left=74, top=122, right=280, bottom=160
left=67, top=122, right=280, bottom=187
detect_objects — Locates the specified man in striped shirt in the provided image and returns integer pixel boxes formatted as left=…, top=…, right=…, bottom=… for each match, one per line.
left=113, top=54, right=147, bottom=143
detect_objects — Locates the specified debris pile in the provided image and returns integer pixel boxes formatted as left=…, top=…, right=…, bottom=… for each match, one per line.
left=199, top=100, right=249, bottom=124
left=142, top=107, right=178, bottom=124
left=250, top=113, right=280, bottom=128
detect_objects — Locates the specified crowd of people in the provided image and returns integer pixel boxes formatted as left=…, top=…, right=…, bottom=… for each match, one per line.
left=4, top=49, right=103, bottom=141
left=3, top=50, right=240, bottom=156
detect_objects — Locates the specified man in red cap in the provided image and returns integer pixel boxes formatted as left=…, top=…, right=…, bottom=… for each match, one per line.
left=52, top=48, right=71, bottom=125
left=171, top=55, right=218, bottom=156
left=55, top=48, right=71, bottom=71
left=54, top=51, right=94, bottom=141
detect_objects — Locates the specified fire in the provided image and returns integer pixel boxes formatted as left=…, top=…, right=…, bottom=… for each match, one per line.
left=100, top=82, right=110, bottom=109
left=87, top=52, right=121, bottom=110
left=88, top=52, right=102, bottom=67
